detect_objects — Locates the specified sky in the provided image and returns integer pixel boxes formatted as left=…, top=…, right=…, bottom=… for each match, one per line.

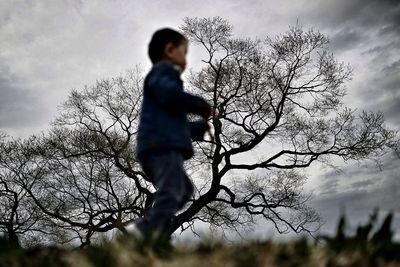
left=1, top=0, right=399, bottom=242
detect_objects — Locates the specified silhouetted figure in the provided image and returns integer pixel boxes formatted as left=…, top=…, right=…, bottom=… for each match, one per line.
left=135, top=28, right=215, bottom=242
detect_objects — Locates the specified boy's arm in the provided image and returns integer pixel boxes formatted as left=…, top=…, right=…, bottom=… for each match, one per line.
left=189, top=120, right=209, bottom=141
left=146, top=67, right=211, bottom=117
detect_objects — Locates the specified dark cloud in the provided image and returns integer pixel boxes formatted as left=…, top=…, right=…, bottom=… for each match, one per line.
left=357, top=59, right=400, bottom=127
left=381, top=60, right=400, bottom=93
left=300, top=0, right=400, bottom=131
left=313, top=190, right=400, bottom=238
left=317, top=168, right=377, bottom=199
left=361, top=40, right=400, bottom=57
left=298, top=0, right=400, bottom=58
left=312, top=152, right=400, bottom=236
left=350, top=178, right=376, bottom=189
left=307, top=0, right=400, bottom=32
left=319, top=176, right=340, bottom=196
left=329, top=28, right=365, bottom=52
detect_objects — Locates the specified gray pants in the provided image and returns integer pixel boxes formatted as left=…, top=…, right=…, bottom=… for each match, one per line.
left=136, top=150, right=194, bottom=237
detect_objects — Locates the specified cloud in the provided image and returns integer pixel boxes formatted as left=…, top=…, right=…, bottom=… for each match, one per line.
left=329, top=28, right=365, bottom=52
left=312, top=151, right=400, bottom=236
left=298, top=0, right=400, bottom=59
left=313, top=190, right=400, bottom=239
left=296, top=0, right=400, bottom=131
left=381, top=60, right=400, bottom=93
left=304, top=0, right=400, bottom=32
left=0, top=64, right=48, bottom=130
left=377, top=60, right=400, bottom=124
left=0, top=1, right=153, bottom=137
left=355, top=59, right=400, bottom=128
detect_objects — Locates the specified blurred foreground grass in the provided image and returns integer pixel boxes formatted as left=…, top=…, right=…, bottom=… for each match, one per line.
left=1, top=211, right=399, bottom=267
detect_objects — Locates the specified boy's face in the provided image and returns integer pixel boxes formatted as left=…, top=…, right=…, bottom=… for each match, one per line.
left=163, top=40, right=188, bottom=71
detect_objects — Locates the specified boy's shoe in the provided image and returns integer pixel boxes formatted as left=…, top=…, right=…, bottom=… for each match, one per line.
left=125, top=220, right=167, bottom=244
left=123, top=219, right=174, bottom=258
left=125, top=223, right=144, bottom=241
left=123, top=228, right=173, bottom=258
left=140, top=229, right=174, bottom=259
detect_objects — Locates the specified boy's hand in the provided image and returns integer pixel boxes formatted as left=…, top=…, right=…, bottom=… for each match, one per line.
left=211, top=107, right=220, bottom=119
left=199, top=106, right=211, bottom=119
left=201, top=107, right=220, bottom=119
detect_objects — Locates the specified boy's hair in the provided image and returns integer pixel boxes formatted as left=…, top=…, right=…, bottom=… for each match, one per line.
left=148, top=28, right=187, bottom=64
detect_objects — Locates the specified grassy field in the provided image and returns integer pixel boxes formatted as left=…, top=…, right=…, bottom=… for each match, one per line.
left=1, top=212, right=399, bottom=267
left=1, top=236, right=399, bottom=267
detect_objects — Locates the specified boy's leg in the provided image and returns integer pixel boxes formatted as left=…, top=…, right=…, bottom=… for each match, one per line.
left=177, top=172, right=194, bottom=210
left=136, top=150, right=194, bottom=238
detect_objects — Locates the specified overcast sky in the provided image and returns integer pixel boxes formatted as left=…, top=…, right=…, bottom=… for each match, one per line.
left=1, top=0, right=399, bottom=242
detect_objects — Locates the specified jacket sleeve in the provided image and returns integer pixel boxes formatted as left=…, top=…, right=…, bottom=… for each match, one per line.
left=189, top=120, right=209, bottom=141
left=146, top=67, right=211, bottom=116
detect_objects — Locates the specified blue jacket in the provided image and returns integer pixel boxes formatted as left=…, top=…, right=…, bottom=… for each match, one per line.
left=135, top=62, right=211, bottom=162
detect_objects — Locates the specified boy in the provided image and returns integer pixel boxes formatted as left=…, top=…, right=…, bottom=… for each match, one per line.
left=134, top=28, right=215, bottom=241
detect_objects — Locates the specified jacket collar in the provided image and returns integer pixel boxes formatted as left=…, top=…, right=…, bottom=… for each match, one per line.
left=153, top=62, right=183, bottom=76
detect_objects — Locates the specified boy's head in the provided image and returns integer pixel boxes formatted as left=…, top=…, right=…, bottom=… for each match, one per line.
left=148, top=28, right=188, bottom=71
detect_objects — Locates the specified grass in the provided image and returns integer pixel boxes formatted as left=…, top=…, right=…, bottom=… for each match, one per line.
left=1, top=236, right=399, bottom=267
left=1, top=212, right=399, bottom=267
